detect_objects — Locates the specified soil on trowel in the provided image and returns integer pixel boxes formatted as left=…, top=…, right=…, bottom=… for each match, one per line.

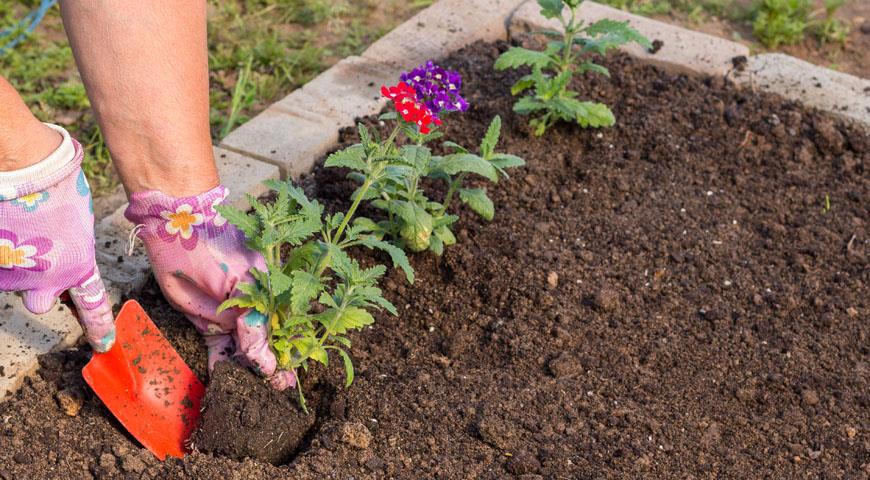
left=0, top=39, right=867, bottom=479
left=192, top=360, right=319, bottom=465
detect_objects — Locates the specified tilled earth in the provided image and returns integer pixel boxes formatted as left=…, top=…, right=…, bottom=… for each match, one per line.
left=0, top=40, right=867, bottom=479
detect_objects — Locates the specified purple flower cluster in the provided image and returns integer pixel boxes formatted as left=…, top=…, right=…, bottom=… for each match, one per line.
left=400, top=61, right=469, bottom=118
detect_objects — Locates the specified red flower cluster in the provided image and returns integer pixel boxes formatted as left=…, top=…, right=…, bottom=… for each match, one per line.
left=381, top=82, right=442, bottom=134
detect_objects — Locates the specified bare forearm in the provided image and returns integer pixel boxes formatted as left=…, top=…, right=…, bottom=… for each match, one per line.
left=60, top=0, right=218, bottom=196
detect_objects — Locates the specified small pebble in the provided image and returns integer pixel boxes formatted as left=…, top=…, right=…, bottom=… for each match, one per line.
left=846, top=307, right=858, bottom=318
left=339, top=422, right=373, bottom=449
left=547, top=272, right=559, bottom=289
left=802, top=389, right=820, bottom=406
left=56, top=388, right=83, bottom=417
left=846, top=426, right=857, bottom=438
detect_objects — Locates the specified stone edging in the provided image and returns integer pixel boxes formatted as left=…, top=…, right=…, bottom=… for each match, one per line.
left=3, top=0, right=866, bottom=399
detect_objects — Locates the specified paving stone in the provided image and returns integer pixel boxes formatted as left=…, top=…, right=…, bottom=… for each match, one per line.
left=362, top=0, right=526, bottom=69
left=0, top=295, right=81, bottom=399
left=220, top=106, right=338, bottom=179
left=732, top=53, right=870, bottom=131
left=213, top=146, right=281, bottom=207
left=275, top=56, right=401, bottom=126
left=509, top=0, right=749, bottom=77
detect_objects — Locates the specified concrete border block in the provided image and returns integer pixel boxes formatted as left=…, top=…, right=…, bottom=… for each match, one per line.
left=362, top=0, right=527, bottom=68
left=509, top=0, right=750, bottom=77
left=733, top=53, right=870, bottom=130
left=0, top=294, right=81, bottom=399
left=220, top=107, right=338, bottom=179
left=275, top=56, right=400, bottom=126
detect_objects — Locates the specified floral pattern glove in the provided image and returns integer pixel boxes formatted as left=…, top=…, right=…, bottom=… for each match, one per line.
left=125, top=185, right=295, bottom=390
left=0, top=124, right=115, bottom=351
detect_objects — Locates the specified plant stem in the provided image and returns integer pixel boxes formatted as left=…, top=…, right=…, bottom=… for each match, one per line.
left=440, top=172, right=467, bottom=215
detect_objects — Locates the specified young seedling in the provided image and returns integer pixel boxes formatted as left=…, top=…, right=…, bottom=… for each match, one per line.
left=215, top=179, right=413, bottom=412
left=494, top=0, right=650, bottom=136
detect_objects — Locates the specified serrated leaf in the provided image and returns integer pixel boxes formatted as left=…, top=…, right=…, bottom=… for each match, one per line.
left=215, top=205, right=259, bottom=239
left=459, top=188, right=495, bottom=221
left=537, top=0, right=564, bottom=19
left=269, top=266, right=292, bottom=297
left=480, top=115, right=501, bottom=158
left=579, top=19, right=652, bottom=53
left=402, top=144, right=432, bottom=172
left=286, top=241, right=320, bottom=272
left=326, top=306, right=375, bottom=335
left=513, top=96, right=549, bottom=116
left=217, top=295, right=264, bottom=314
left=358, top=122, right=372, bottom=145
left=511, top=75, right=536, bottom=95
left=325, top=145, right=366, bottom=171
left=579, top=61, right=610, bottom=77
left=431, top=154, right=499, bottom=182
left=359, top=236, right=415, bottom=284
left=494, top=47, right=555, bottom=71
left=290, top=270, right=323, bottom=315
left=291, top=337, right=328, bottom=365
left=563, top=99, right=615, bottom=127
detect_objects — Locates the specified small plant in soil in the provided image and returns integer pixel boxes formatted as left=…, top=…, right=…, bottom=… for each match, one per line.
left=494, top=0, right=650, bottom=136
left=215, top=180, right=412, bottom=411
left=330, top=61, right=525, bottom=254
left=752, top=0, right=849, bottom=48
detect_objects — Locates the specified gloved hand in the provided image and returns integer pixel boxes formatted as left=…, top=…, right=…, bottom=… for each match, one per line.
left=0, top=124, right=115, bottom=351
left=125, top=185, right=295, bottom=390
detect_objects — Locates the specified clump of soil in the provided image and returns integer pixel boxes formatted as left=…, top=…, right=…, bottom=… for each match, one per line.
left=0, top=40, right=866, bottom=479
left=192, top=361, right=318, bottom=465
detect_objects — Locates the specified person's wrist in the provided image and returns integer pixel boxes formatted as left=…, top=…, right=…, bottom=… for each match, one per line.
left=0, top=121, right=62, bottom=172
left=123, top=172, right=220, bottom=198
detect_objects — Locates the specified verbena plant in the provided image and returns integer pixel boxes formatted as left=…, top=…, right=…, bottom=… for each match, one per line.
left=215, top=179, right=413, bottom=411
left=494, top=0, right=650, bottom=136
left=330, top=62, right=525, bottom=254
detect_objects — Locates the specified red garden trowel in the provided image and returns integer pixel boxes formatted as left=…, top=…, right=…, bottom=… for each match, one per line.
left=81, top=300, right=205, bottom=460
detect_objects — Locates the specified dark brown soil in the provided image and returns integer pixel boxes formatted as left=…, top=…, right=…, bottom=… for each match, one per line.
left=191, top=361, right=319, bottom=465
left=1, top=40, right=868, bottom=479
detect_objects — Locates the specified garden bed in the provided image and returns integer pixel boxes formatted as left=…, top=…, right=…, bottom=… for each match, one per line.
left=0, top=40, right=867, bottom=479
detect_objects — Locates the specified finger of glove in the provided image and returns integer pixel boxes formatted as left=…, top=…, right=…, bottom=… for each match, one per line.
left=202, top=332, right=235, bottom=373
left=269, top=370, right=297, bottom=391
left=22, top=288, right=59, bottom=315
left=233, top=310, right=278, bottom=378
left=68, top=270, right=116, bottom=352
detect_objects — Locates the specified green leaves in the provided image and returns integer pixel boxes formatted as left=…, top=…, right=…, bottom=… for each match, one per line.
left=289, top=270, right=323, bottom=315
left=358, top=236, right=415, bottom=284
left=537, top=0, right=564, bottom=19
left=494, top=47, right=555, bottom=71
left=497, top=0, right=647, bottom=135
left=459, top=188, right=495, bottom=221
left=579, top=19, right=651, bottom=54
left=325, top=144, right=366, bottom=171
left=431, top=154, right=499, bottom=182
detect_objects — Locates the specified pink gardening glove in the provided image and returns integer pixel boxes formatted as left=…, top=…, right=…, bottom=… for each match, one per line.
left=0, top=124, right=115, bottom=351
left=125, top=185, right=295, bottom=390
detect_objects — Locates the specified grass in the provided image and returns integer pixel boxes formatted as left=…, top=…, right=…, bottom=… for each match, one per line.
left=598, top=0, right=851, bottom=47
left=0, top=0, right=427, bottom=195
